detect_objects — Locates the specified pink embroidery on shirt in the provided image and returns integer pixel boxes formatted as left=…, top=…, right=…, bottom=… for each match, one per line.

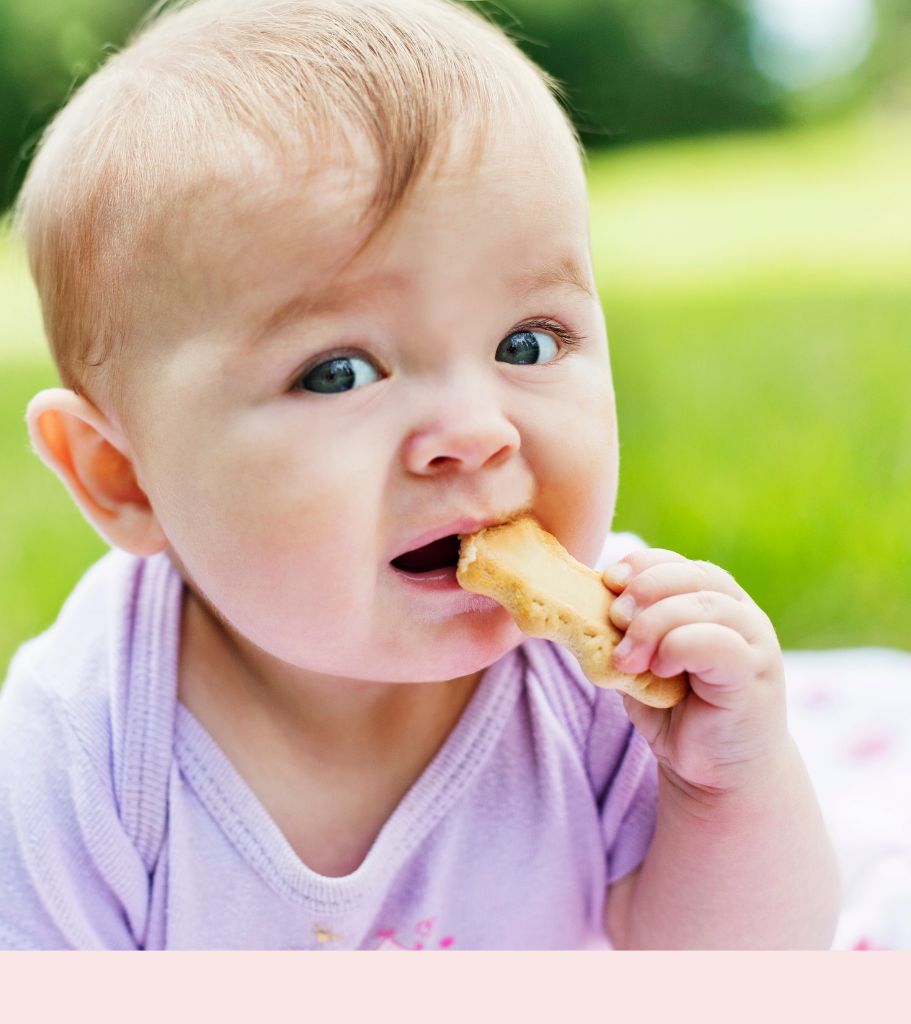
left=374, top=918, right=456, bottom=950
left=374, top=931, right=411, bottom=951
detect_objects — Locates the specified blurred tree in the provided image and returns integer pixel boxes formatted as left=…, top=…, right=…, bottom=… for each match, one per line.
left=474, top=0, right=788, bottom=145
left=0, top=0, right=902, bottom=213
left=0, top=0, right=149, bottom=210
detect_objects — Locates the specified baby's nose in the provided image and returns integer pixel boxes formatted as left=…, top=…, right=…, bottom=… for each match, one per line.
left=403, top=403, right=520, bottom=476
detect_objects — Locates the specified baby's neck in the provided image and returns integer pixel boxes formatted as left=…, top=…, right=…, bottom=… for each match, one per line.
left=177, top=587, right=483, bottom=773
left=176, top=589, right=484, bottom=875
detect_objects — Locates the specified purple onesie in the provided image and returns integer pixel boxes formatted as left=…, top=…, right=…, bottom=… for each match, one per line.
left=0, top=535, right=657, bottom=950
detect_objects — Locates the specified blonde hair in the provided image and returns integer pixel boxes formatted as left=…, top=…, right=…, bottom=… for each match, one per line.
left=14, top=0, right=582, bottom=407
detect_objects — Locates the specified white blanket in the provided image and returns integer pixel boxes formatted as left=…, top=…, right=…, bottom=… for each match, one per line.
left=784, top=648, right=911, bottom=950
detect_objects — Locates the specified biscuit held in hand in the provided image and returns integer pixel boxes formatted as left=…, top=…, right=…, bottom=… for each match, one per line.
left=457, top=515, right=687, bottom=708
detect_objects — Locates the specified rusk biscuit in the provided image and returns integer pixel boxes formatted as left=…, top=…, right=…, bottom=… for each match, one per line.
left=457, top=515, right=688, bottom=708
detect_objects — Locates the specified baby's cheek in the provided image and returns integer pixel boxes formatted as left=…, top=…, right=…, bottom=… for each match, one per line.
left=533, top=422, right=618, bottom=564
left=218, top=553, right=374, bottom=669
left=171, top=489, right=372, bottom=645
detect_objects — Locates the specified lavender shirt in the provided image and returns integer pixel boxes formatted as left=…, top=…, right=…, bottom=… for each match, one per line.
left=0, top=537, right=657, bottom=950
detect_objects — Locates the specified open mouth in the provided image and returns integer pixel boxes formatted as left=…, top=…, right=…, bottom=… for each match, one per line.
left=390, top=534, right=461, bottom=574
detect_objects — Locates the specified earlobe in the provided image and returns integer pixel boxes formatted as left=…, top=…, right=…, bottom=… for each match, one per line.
left=25, top=388, right=167, bottom=557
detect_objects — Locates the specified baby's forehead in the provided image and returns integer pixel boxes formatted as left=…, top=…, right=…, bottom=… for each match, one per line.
left=158, top=107, right=585, bottom=285
left=135, top=125, right=590, bottom=367
left=148, top=139, right=387, bottom=304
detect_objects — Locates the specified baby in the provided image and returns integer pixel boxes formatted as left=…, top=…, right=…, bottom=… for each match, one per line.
left=0, top=0, right=839, bottom=949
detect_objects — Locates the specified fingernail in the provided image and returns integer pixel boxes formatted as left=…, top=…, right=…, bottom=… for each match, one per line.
left=614, top=636, right=632, bottom=661
left=611, top=594, right=635, bottom=625
left=604, top=562, right=631, bottom=585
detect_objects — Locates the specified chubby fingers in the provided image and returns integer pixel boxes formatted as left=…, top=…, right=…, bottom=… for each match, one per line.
left=601, top=551, right=775, bottom=694
left=646, top=622, right=758, bottom=694
left=605, top=556, right=749, bottom=631
left=602, top=548, right=689, bottom=591
left=603, top=550, right=747, bottom=604
left=610, top=591, right=762, bottom=681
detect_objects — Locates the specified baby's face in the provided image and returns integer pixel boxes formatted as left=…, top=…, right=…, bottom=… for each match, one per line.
left=122, top=116, right=618, bottom=682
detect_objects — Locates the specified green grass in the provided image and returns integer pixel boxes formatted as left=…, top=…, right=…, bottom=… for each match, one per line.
left=606, top=289, right=911, bottom=649
left=585, top=113, right=911, bottom=651
left=2, top=113, right=910, bottom=674
left=586, top=113, right=911, bottom=297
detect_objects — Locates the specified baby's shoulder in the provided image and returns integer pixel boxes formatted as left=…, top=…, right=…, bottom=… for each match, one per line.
left=9, top=549, right=169, bottom=692
left=2, top=550, right=182, bottom=824
left=9, top=550, right=131, bottom=698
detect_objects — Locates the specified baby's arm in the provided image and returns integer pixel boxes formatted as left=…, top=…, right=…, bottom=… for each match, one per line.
left=601, top=550, right=840, bottom=949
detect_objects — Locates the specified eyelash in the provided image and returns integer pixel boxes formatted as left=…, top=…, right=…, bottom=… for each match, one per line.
left=517, top=318, right=584, bottom=350
left=290, top=317, right=585, bottom=390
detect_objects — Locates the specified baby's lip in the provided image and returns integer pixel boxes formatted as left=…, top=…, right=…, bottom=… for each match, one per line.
left=389, top=516, right=511, bottom=564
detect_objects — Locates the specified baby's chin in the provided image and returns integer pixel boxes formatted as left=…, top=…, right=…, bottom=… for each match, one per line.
left=249, top=597, right=524, bottom=683
left=365, top=608, right=525, bottom=683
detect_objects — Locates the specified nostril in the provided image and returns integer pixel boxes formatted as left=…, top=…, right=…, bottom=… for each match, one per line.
left=487, top=444, right=513, bottom=468
left=426, top=445, right=513, bottom=473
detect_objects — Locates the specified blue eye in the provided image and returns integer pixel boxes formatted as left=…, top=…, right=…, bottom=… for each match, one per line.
left=495, top=329, right=560, bottom=366
left=295, top=355, right=381, bottom=394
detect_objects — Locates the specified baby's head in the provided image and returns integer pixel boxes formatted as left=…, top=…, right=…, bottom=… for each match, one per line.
left=18, top=0, right=619, bottom=682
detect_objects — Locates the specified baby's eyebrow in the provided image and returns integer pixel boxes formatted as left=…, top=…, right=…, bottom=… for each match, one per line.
left=254, top=255, right=593, bottom=345
left=513, top=256, right=594, bottom=302
left=255, top=271, right=404, bottom=343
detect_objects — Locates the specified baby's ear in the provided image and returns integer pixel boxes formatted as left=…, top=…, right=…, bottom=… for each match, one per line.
left=26, top=388, right=167, bottom=557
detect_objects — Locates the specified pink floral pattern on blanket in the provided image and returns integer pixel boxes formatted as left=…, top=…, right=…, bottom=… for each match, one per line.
left=783, top=648, right=911, bottom=950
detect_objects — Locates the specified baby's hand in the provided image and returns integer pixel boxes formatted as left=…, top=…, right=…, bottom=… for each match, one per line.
left=602, top=549, right=789, bottom=798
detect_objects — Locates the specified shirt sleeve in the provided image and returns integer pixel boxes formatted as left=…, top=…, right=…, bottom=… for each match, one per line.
left=587, top=686, right=659, bottom=886
left=0, top=664, right=150, bottom=950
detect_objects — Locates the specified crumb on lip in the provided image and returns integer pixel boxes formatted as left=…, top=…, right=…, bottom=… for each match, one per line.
left=458, top=534, right=479, bottom=568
